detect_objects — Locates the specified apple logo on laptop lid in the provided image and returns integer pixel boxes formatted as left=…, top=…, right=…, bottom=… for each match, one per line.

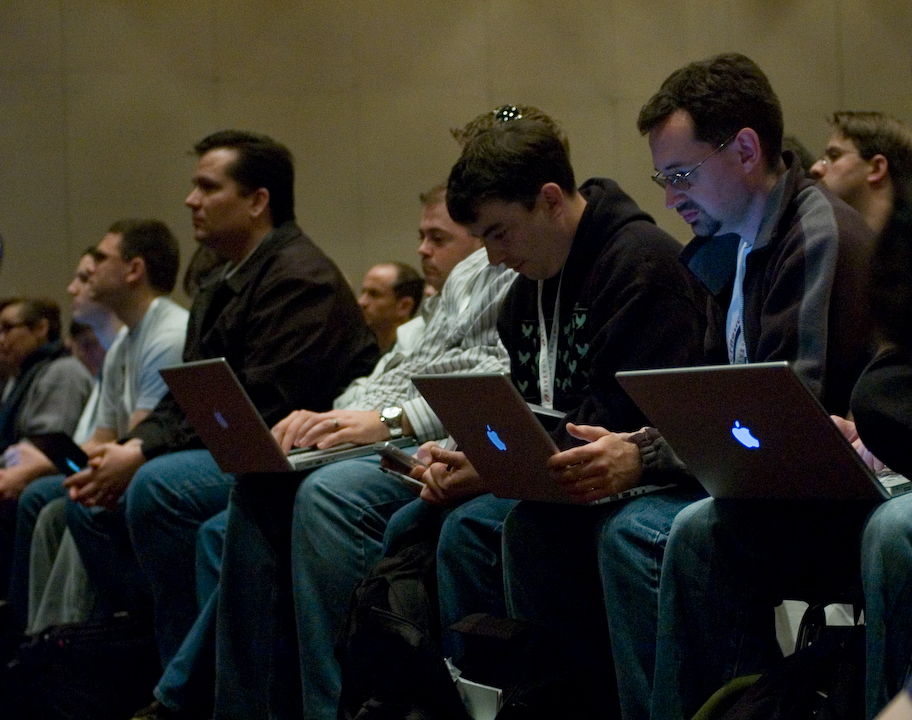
left=731, top=421, right=760, bottom=449
left=486, top=425, right=507, bottom=451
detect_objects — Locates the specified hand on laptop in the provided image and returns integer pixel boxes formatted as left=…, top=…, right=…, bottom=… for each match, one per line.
left=415, top=444, right=486, bottom=506
left=548, top=423, right=643, bottom=504
left=831, top=415, right=885, bottom=472
left=272, top=409, right=318, bottom=453
left=64, top=439, right=146, bottom=510
left=285, top=409, right=408, bottom=450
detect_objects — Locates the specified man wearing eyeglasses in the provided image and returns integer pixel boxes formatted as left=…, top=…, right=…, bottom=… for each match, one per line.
left=810, top=111, right=912, bottom=235
left=631, top=54, right=877, bottom=720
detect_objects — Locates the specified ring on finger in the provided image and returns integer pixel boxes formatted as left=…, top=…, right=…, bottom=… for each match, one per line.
left=332, top=418, right=339, bottom=430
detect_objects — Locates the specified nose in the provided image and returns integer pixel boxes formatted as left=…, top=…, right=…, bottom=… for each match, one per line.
left=417, top=238, right=431, bottom=258
left=357, top=293, right=368, bottom=309
left=483, top=244, right=505, bottom=267
left=185, top=188, right=200, bottom=208
left=665, top=184, right=685, bottom=210
left=66, top=279, right=79, bottom=296
left=810, top=159, right=826, bottom=180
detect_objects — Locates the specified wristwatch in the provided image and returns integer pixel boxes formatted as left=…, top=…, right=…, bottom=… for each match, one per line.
left=379, top=405, right=404, bottom=438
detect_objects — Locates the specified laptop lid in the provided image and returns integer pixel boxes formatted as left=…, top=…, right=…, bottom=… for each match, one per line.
left=615, top=362, right=899, bottom=501
left=411, top=373, right=668, bottom=504
left=160, top=358, right=408, bottom=474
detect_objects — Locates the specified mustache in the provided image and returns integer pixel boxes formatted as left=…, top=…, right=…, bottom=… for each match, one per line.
left=675, top=201, right=701, bottom=214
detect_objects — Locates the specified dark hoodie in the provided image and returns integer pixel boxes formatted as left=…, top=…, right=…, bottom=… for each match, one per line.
left=497, top=177, right=707, bottom=457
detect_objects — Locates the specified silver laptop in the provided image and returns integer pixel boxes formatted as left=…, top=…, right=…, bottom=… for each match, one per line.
left=615, top=361, right=911, bottom=501
left=411, top=373, right=670, bottom=504
left=160, top=358, right=410, bottom=474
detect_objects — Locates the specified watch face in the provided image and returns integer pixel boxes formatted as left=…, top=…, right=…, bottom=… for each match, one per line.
left=382, top=406, right=403, bottom=422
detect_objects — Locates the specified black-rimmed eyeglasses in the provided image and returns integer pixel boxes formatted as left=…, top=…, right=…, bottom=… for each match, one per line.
left=651, top=133, right=738, bottom=191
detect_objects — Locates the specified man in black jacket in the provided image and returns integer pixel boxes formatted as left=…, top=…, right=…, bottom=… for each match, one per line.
left=63, top=130, right=378, bottom=676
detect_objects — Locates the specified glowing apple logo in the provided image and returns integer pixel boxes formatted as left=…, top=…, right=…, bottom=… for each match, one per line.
left=214, top=410, right=229, bottom=429
left=731, top=421, right=760, bottom=449
left=486, top=424, right=507, bottom=451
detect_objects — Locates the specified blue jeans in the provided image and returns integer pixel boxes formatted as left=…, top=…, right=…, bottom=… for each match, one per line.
left=650, top=497, right=873, bottom=720
left=504, top=486, right=705, bottom=720
left=155, top=510, right=227, bottom=717
left=125, top=449, right=233, bottom=667
left=292, top=452, right=419, bottom=720
left=9, top=474, right=67, bottom=629
left=385, top=495, right=518, bottom=662
left=214, top=452, right=419, bottom=719
left=862, top=494, right=912, bottom=718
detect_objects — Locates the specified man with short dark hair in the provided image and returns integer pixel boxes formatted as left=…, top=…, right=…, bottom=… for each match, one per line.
left=63, top=130, right=378, bottom=687
left=632, top=54, right=876, bottom=720
left=357, top=261, right=422, bottom=354
left=8, top=220, right=187, bottom=630
left=811, top=111, right=912, bottom=234
left=424, top=115, right=707, bottom=719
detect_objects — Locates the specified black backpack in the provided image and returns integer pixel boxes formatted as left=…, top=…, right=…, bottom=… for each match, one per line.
left=3, top=613, right=160, bottom=720
left=694, top=604, right=865, bottom=720
left=336, top=521, right=471, bottom=720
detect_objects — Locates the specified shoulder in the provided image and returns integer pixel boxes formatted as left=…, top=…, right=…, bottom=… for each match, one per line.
left=37, top=355, right=92, bottom=386
left=781, top=183, right=874, bottom=264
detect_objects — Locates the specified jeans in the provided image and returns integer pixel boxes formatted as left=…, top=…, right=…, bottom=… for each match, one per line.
left=125, top=449, right=233, bottom=667
left=504, top=486, right=705, bottom=720
left=155, top=510, right=227, bottom=717
left=9, top=474, right=67, bottom=629
left=650, top=497, right=873, bottom=720
left=385, top=495, right=518, bottom=662
left=292, top=452, right=419, bottom=720
left=862, top=493, right=912, bottom=719
left=214, top=472, right=307, bottom=720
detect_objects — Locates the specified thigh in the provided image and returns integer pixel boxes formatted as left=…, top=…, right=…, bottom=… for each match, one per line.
left=126, top=449, right=233, bottom=524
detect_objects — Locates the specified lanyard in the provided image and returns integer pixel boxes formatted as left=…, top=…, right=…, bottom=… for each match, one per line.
left=536, top=269, right=565, bottom=409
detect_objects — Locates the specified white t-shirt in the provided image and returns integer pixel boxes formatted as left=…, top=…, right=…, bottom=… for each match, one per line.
left=96, top=297, right=189, bottom=436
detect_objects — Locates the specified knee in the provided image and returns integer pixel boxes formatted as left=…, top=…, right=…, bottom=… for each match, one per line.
left=197, top=510, right=228, bottom=564
left=863, top=500, right=912, bottom=575
left=19, top=477, right=63, bottom=518
left=124, top=461, right=165, bottom=526
left=663, top=497, right=715, bottom=562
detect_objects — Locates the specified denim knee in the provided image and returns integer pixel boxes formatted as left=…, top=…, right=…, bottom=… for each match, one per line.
left=862, top=497, right=912, bottom=580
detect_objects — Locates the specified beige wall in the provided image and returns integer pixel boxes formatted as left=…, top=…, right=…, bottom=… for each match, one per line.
left=1, top=1, right=911, bottom=314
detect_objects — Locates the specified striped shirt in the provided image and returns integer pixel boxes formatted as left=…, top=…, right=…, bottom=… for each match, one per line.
left=345, top=248, right=517, bottom=441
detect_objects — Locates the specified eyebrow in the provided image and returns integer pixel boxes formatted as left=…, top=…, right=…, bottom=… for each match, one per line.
left=478, top=223, right=503, bottom=241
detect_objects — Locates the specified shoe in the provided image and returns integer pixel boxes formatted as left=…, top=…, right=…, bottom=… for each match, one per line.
left=130, top=700, right=185, bottom=720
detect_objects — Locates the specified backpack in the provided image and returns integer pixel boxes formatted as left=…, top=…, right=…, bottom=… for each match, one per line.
left=3, top=612, right=160, bottom=720
left=336, top=521, right=471, bottom=720
left=336, top=520, right=621, bottom=720
left=694, top=605, right=865, bottom=720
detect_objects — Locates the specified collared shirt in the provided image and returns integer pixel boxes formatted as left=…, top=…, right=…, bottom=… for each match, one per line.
left=348, top=248, right=517, bottom=442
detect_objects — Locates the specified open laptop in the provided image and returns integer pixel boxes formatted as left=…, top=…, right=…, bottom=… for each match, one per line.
left=615, top=361, right=911, bottom=501
left=411, top=373, right=670, bottom=504
left=160, top=358, right=410, bottom=474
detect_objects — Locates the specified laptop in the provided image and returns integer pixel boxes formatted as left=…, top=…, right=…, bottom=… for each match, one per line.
left=160, top=358, right=410, bottom=474
left=411, top=373, right=670, bottom=504
left=615, top=361, right=912, bottom=501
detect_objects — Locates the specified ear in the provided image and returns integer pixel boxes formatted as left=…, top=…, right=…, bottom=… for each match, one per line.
left=867, top=154, right=889, bottom=185
left=732, top=128, right=764, bottom=174
left=248, top=187, right=271, bottom=219
left=32, top=318, right=50, bottom=343
left=538, top=183, right=566, bottom=218
left=125, top=256, right=145, bottom=285
left=395, top=296, right=415, bottom=321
